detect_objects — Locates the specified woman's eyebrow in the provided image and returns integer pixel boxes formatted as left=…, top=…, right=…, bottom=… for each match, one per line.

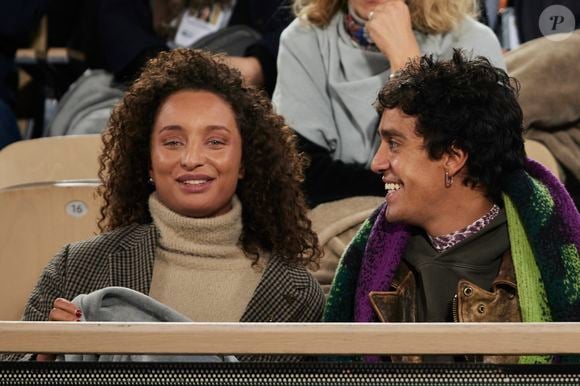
left=205, top=125, right=231, bottom=133
left=158, top=125, right=183, bottom=134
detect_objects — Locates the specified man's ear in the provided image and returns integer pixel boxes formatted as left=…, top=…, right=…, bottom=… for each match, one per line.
left=444, top=145, right=468, bottom=177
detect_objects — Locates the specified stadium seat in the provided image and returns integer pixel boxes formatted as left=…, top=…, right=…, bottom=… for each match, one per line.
left=0, top=181, right=102, bottom=320
left=0, top=135, right=101, bottom=190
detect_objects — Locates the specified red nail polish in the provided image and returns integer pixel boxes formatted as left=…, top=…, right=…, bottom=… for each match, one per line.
left=75, top=309, right=82, bottom=318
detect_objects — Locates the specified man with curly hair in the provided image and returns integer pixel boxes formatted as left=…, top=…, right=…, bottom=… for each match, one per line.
left=324, top=50, right=580, bottom=364
left=6, top=48, right=324, bottom=362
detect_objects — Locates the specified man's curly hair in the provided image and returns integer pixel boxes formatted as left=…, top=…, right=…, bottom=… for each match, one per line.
left=98, top=48, right=320, bottom=266
left=375, top=49, right=526, bottom=203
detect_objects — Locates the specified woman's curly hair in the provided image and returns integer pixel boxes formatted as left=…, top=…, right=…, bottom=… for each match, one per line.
left=98, top=48, right=321, bottom=267
left=375, top=49, right=526, bottom=203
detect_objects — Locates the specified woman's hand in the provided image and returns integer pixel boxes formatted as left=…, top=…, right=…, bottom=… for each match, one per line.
left=36, top=298, right=82, bottom=362
left=366, top=0, right=421, bottom=71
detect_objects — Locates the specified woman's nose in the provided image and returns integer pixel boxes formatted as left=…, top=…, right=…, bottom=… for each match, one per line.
left=180, top=144, right=204, bottom=169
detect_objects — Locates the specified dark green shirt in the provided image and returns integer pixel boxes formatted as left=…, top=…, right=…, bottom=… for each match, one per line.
left=403, top=211, right=509, bottom=322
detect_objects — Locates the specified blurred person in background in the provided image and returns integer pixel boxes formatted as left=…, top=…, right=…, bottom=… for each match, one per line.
left=73, top=0, right=293, bottom=95
left=0, top=1, right=48, bottom=148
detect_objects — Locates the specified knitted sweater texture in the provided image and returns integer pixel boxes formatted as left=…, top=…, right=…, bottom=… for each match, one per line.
left=148, top=194, right=264, bottom=322
left=324, top=159, right=580, bottom=362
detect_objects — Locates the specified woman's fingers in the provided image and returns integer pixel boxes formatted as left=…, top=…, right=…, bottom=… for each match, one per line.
left=48, top=307, right=80, bottom=322
left=48, top=298, right=82, bottom=321
left=368, top=0, right=409, bottom=25
left=366, top=1, right=420, bottom=70
left=36, top=298, right=82, bottom=361
left=36, top=353, right=57, bottom=361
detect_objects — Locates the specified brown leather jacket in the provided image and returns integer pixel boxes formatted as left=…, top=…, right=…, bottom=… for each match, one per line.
left=368, top=250, right=522, bottom=363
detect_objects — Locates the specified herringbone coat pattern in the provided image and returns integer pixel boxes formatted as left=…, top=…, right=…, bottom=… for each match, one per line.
left=5, top=224, right=325, bottom=361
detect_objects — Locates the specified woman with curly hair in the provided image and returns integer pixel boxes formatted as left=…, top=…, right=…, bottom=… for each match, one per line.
left=273, top=0, right=505, bottom=206
left=17, top=48, right=324, bottom=361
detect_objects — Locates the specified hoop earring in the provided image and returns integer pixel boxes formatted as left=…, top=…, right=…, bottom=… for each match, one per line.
left=444, top=170, right=453, bottom=188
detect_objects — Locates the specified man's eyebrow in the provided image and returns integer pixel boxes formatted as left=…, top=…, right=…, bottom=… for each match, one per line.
left=378, top=127, right=407, bottom=139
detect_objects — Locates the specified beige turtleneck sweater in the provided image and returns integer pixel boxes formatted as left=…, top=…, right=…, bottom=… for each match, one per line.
left=148, top=194, right=264, bottom=322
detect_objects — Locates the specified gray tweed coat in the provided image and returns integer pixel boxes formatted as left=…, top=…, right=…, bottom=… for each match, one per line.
left=8, top=224, right=325, bottom=361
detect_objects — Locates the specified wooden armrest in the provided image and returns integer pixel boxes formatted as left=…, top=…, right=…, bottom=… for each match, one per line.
left=47, top=47, right=86, bottom=64
left=1, top=322, right=579, bottom=355
left=15, top=48, right=47, bottom=65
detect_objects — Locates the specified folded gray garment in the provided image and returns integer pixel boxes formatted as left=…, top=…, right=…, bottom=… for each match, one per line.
left=58, top=286, right=237, bottom=362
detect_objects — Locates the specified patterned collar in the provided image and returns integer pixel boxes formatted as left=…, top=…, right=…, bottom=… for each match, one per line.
left=428, top=204, right=501, bottom=253
left=343, top=7, right=377, bottom=51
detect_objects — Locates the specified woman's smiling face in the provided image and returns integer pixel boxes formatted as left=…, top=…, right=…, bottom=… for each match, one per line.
left=149, top=90, right=243, bottom=218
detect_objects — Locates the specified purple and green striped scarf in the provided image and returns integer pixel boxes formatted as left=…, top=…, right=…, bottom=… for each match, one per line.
left=323, top=159, right=580, bottom=361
